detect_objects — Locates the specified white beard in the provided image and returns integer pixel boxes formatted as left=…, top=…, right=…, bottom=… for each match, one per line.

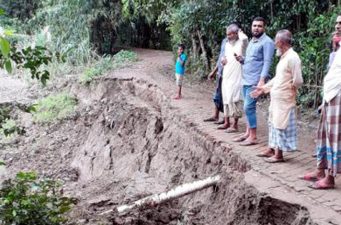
left=276, top=48, right=282, bottom=57
left=229, top=39, right=237, bottom=45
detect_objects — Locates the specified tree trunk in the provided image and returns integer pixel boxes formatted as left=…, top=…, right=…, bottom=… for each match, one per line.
left=191, top=33, right=198, bottom=59
left=197, top=29, right=209, bottom=72
left=270, top=0, right=274, bottom=23
left=100, top=175, right=221, bottom=215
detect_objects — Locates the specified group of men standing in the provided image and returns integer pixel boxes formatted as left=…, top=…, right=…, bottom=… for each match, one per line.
left=204, top=16, right=341, bottom=189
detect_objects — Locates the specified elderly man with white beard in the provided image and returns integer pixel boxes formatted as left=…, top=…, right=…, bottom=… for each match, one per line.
left=218, top=24, right=248, bottom=132
left=251, top=29, right=303, bottom=163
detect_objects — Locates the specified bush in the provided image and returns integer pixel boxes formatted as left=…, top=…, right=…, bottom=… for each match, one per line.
left=0, top=119, right=25, bottom=137
left=0, top=171, right=74, bottom=225
left=0, top=107, right=11, bottom=125
left=0, top=108, right=24, bottom=137
left=79, top=56, right=113, bottom=84
left=79, top=50, right=137, bottom=84
left=31, top=93, right=77, bottom=123
left=113, top=50, right=138, bottom=64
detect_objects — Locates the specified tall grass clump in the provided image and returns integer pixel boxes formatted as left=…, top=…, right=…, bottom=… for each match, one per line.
left=80, top=50, right=137, bottom=84
left=31, top=93, right=77, bottom=123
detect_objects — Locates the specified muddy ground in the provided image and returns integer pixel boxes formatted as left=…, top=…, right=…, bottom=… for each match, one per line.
left=0, top=49, right=327, bottom=225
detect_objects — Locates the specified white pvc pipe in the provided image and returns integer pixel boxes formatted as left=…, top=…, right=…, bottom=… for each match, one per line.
left=101, top=175, right=221, bottom=215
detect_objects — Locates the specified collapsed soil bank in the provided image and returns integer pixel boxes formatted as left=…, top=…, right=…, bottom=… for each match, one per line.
left=0, top=76, right=313, bottom=225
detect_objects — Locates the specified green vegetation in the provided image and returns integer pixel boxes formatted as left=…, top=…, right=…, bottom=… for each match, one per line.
left=113, top=50, right=138, bottom=64
left=0, top=6, right=55, bottom=85
left=0, top=107, right=11, bottom=125
left=0, top=171, right=73, bottom=225
left=31, top=93, right=77, bottom=123
left=0, top=0, right=340, bottom=106
left=0, top=119, right=24, bottom=137
left=80, top=50, right=137, bottom=84
left=0, top=107, right=24, bottom=137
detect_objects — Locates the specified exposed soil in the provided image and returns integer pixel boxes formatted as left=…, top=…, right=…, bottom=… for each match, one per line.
left=0, top=49, right=323, bottom=225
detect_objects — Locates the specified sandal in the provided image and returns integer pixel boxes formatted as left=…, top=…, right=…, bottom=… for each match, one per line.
left=256, top=152, right=274, bottom=158
left=239, top=140, right=258, bottom=146
left=203, top=117, right=218, bottom=122
left=214, top=120, right=225, bottom=125
left=298, top=173, right=319, bottom=182
left=308, top=181, right=335, bottom=190
left=256, top=149, right=275, bottom=158
left=225, top=127, right=238, bottom=133
left=233, top=136, right=247, bottom=142
left=217, top=125, right=229, bottom=130
left=264, top=157, right=284, bottom=163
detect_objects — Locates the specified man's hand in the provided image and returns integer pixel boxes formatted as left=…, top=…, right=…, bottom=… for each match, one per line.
left=257, top=78, right=265, bottom=87
left=221, top=56, right=227, bottom=66
left=250, top=86, right=264, bottom=98
left=235, top=55, right=243, bottom=63
left=317, top=104, right=323, bottom=114
left=208, top=71, right=216, bottom=80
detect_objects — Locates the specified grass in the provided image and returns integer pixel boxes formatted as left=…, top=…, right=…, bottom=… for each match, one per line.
left=0, top=107, right=25, bottom=137
left=79, top=50, right=138, bottom=84
left=31, top=93, right=77, bottom=123
left=0, top=119, right=23, bottom=136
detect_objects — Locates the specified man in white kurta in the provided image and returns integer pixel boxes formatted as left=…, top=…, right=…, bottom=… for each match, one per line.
left=251, top=29, right=303, bottom=162
left=218, top=24, right=248, bottom=132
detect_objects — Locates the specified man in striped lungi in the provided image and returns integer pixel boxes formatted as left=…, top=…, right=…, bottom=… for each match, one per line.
left=250, top=29, right=303, bottom=162
left=301, top=32, right=341, bottom=189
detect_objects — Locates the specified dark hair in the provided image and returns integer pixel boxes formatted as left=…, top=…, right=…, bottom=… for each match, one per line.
left=178, top=44, right=185, bottom=50
left=253, top=16, right=266, bottom=26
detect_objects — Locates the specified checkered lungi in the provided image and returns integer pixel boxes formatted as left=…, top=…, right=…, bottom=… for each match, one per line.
left=213, top=75, right=224, bottom=112
left=316, top=92, right=341, bottom=176
left=268, top=107, right=297, bottom=152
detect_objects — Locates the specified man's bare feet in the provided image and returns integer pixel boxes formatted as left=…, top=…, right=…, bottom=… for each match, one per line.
left=174, top=95, right=182, bottom=100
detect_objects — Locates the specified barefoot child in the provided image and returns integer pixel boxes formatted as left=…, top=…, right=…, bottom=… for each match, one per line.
left=174, top=44, right=187, bottom=99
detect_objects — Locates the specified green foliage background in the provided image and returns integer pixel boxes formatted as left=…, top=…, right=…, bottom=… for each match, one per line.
left=0, top=171, right=74, bottom=225
left=0, top=0, right=340, bottom=106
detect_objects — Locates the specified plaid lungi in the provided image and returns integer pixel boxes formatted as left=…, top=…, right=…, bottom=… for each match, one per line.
left=213, top=76, right=224, bottom=112
left=268, top=107, right=297, bottom=152
left=316, top=92, right=341, bottom=176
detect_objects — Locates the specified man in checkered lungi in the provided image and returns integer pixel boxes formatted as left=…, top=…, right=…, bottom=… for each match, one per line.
left=301, top=29, right=341, bottom=189
left=251, top=30, right=303, bottom=163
